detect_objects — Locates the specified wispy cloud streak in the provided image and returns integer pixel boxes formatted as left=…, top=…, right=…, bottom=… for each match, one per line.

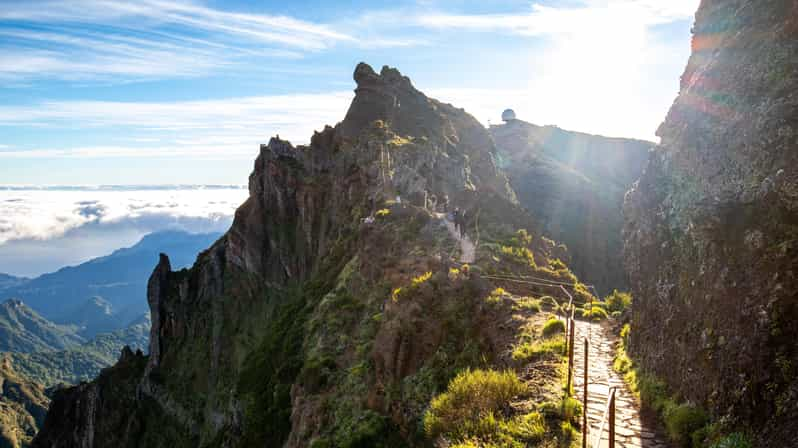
left=0, top=0, right=350, bottom=81
left=416, top=0, right=698, bottom=35
left=0, top=92, right=354, bottom=158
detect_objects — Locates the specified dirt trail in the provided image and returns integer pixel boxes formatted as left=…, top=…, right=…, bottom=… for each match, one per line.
left=573, top=320, right=671, bottom=448
left=440, top=215, right=475, bottom=263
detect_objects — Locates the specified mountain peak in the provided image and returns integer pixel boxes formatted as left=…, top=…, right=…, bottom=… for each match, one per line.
left=341, top=62, right=428, bottom=139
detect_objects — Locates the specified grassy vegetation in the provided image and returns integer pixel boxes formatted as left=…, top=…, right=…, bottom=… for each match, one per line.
left=512, top=297, right=541, bottom=313
left=485, top=287, right=508, bottom=305
left=541, top=318, right=565, bottom=337
left=512, top=337, right=566, bottom=362
left=613, top=324, right=751, bottom=448
left=423, top=369, right=546, bottom=447
left=604, top=290, right=632, bottom=313
left=581, top=305, right=609, bottom=321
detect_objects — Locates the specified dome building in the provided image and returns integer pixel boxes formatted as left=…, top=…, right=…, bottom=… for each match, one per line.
left=501, top=109, right=517, bottom=122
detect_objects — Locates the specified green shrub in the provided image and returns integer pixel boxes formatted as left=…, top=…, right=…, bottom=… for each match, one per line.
left=424, top=369, right=527, bottom=439
left=559, top=396, right=582, bottom=425
left=605, top=290, right=632, bottom=313
left=613, top=349, right=633, bottom=373
left=548, top=258, right=567, bottom=270
left=512, top=297, right=541, bottom=313
left=512, top=338, right=565, bottom=362
left=620, top=324, right=631, bottom=349
left=499, top=412, right=546, bottom=442
left=637, top=375, right=669, bottom=412
left=662, top=401, right=708, bottom=447
left=710, top=433, right=752, bottom=448
left=582, top=306, right=609, bottom=321
left=559, top=421, right=577, bottom=441
left=542, top=318, right=565, bottom=337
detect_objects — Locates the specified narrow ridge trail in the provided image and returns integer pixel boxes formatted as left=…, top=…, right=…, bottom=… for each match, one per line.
left=573, top=320, right=671, bottom=448
left=437, top=213, right=475, bottom=263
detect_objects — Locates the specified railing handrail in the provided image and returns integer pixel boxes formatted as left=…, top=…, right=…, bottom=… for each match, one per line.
left=560, top=285, right=575, bottom=320
left=592, top=387, right=616, bottom=448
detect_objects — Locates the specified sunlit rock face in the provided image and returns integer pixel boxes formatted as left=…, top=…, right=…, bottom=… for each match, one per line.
left=32, top=63, right=538, bottom=448
left=623, top=0, right=798, bottom=443
left=490, top=120, right=651, bottom=294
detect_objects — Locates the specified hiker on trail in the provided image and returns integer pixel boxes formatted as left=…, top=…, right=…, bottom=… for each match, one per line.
left=457, top=209, right=467, bottom=238
left=453, top=207, right=461, bottom=234
left=429, top=193, right=437, bottom=212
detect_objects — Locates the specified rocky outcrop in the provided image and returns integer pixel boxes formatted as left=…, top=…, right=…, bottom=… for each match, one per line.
left=0, top=355, right=49, bottom=448
left=623, top=0, right=798, bottom=444
left=34, top=63, right=556, bottom=447
left=491, top=121, right=651, bottom=293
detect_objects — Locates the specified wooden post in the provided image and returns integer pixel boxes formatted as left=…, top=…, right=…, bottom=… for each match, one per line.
left=564, top=316, right=570, bottom=355
left=582, top=337, right=588, bottom=448
left=567, top=318, right=575, bottom=393
left=609, top=387, right=616, bottom=448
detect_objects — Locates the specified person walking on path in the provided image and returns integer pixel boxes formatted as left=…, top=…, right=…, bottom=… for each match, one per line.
left=457, top=209, right=467, bottom=238
left=452, top=207, right=461, bottom=235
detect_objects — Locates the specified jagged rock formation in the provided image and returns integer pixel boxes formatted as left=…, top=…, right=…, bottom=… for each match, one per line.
left=0, top=355, right=49, bottom=448
left=490, top=121, right=651, bottom=294
left=623, top=0, right=798, bottom=444
left=34, top=63, right=586, bottom=447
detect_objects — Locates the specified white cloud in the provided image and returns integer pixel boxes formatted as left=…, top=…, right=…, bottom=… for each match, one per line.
left=0, top=0, right=352, bottom=82
left=0, top=0, right=351, bottom=49
left=0, top=91, right=354, bottom=158
left=416, top=0, right=698, bottom=35
left=0, top=185, right=247, bottom=246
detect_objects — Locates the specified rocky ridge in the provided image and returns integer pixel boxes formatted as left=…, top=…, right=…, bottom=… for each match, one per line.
left=34, top=63, right=592, bottom=447
left=623, top=0, right=798, bottom=444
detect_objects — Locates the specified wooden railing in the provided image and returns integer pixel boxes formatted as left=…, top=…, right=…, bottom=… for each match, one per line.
left=479, top=273, right=611, bottom=447
left=592, top=387, right=617, bottom=448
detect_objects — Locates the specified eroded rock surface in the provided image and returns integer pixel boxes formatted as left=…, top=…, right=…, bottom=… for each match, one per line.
left=623, top=0, right=798, bottom=444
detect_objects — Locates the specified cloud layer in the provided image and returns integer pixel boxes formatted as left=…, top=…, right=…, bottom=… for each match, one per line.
left=0, top=185, right=248, bottom=276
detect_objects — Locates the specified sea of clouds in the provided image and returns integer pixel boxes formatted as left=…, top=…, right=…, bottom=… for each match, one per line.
left=0, top=185, right=249, bottom=277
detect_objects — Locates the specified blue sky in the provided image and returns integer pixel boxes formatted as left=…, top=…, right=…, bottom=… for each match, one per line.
left=0, top=0, right=700, bottom=185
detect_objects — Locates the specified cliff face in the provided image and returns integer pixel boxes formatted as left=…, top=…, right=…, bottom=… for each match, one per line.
left=0, top=355, right=49, bottom=448
left=623, top=0, right=798, bottom=443
left=34, top=63, right=561, bottom=447
left=491, top=121, right=651, bottom=294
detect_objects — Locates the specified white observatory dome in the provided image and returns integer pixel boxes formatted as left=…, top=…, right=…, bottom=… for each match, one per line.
left=501, top=109, right=516, bottom=122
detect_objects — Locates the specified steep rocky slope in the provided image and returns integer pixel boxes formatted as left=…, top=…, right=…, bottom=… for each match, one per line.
left=623, top=0, right=798, bottom=444
left=0, top=355, right=49, bottom=448
left=0, top=300, right=84, bottom=353
left=33, top=64, right=593, bottom=447
left=490, top=120, right=651, bottom=294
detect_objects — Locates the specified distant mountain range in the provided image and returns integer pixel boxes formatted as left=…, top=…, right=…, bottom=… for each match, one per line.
left=0, top=298, right=150, bottom=386
left=0, top=299, right=84, bottom=353
left=6, top=312, right=150, bottom=387
left=0, top=273, right=28, bottom=290
left=0, top=230, right=221, bottom=337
